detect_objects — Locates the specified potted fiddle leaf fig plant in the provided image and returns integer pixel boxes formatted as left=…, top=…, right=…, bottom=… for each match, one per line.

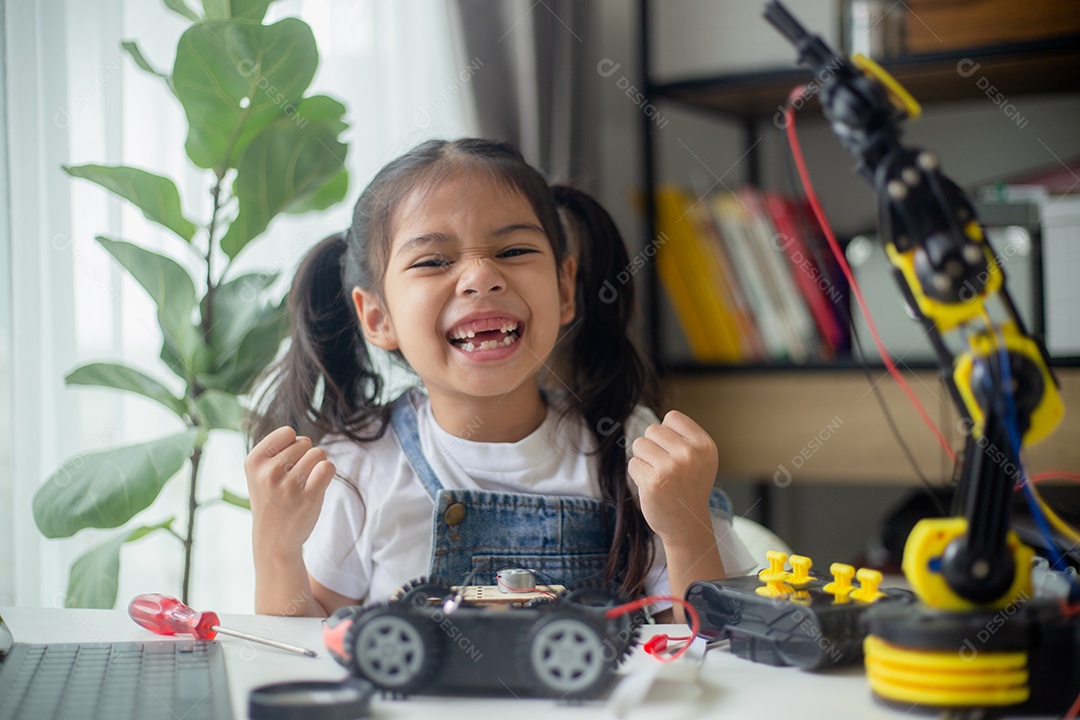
left=32, top=0, right=349, bottom=609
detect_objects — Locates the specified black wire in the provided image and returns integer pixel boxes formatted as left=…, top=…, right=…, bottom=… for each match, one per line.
left=779, top=117, right=949, bottom=517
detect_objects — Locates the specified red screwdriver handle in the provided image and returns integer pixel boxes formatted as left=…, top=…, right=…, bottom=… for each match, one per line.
left=128, top=593, right=220, bottom=640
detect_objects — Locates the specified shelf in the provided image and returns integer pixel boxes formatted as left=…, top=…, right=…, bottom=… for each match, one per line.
left=667, top=367, right=1080, bottom=485
left=664, top=359, right=940, bottom=374
left=661, top=356, right=1080, bottom=376
left=650, top=35, right=1080, bottom=119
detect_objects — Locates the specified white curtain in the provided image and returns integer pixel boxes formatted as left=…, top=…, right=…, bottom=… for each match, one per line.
left=2, top=0, right=470, bottom=612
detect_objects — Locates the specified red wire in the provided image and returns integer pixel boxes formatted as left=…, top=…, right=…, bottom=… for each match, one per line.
left=605, top=595, right=701, bottom=663
left=783, top=93, right=956, bottom=463
left=1030, top=471, right=1080, bottom=485
left=1065, top=689, right=1080, bottom=720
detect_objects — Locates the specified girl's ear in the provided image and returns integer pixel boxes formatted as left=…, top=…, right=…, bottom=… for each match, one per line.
left=558, top=255, right=577, bottom=326
left=352, top=287, right=399, bottom=350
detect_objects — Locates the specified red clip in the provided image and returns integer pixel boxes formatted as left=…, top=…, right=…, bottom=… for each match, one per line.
left=643, top=633, right=670, bottom=656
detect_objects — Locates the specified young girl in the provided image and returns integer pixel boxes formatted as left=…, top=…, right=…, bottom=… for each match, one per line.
left=245, top=138, right=754, bottom=618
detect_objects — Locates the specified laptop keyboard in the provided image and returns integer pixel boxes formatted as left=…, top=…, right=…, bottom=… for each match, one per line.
left=0, top=640, right=232, bottom=720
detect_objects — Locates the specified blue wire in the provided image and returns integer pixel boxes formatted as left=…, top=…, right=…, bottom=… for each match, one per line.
left=992, top=342, right=1076, bottom=595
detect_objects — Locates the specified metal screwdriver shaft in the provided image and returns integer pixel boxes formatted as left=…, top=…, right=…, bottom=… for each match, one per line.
left=209, top=626, right=317, bottom=657
left=128, top=593, right=318, bottom=658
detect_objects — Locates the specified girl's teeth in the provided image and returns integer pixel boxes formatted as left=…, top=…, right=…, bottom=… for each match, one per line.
left=457, top=334, right=518, bottom=353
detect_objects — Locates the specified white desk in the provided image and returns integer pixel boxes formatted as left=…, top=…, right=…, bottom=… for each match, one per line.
left=0, top=606, right=914, bottom=719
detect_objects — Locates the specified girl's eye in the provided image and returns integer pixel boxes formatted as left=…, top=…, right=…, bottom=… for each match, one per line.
left=498, top=247, right=538, bottom=258
left=409, top=257, right=450, bottom=269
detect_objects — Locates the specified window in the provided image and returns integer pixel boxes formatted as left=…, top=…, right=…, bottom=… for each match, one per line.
left=3, top=0, right=468, bottom=611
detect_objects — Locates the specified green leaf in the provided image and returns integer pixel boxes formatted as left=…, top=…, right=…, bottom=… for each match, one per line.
left=222, top=489, right=251, bottom=510
left=172, top=19, right=318, bottom=171
left=96, top=236, right=201, bottom=364
left=284, top=168, right=348, bottom=215
left=200, top=0, right=228, bottom=19
left=66, top=362, right=187, bottom=418
left=204, top=272, right=278, bottom=351
left=203, top=0, right=277, bottom=20
left=193, top=389, right=244, bottom=430
left=291, top=94, right=349, bottom=135
left=230, top=0, right=278, bottom=21
left=64, top=165, right=196, bottom=242
left=64, top=520, right=174, bottom=609
left=120, top=41, right=175, bottom=93
left=220, top=117, right=347, bottom=258
left=201, top=299, right=288, bottom=393
left=34, top=430, right=198, bottom=538
left=163, top=0, right=201, bottom=22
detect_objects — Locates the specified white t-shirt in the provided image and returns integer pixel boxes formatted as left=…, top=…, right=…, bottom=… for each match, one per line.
left=303, top=392, right=755, bottom=604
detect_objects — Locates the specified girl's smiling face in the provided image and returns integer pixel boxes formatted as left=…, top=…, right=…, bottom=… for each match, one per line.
left=352, top=169, right=576, bottom=411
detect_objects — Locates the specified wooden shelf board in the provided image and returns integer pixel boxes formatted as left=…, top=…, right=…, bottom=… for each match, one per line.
left=652, top=36, right=1080, bottom=119
left=666, top=368, right=1080, bottom=486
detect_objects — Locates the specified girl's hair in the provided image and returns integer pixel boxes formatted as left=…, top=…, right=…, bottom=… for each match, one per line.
left=251, top=138, right=659, bottom=596
left=551, top=185, right=661, bottom=597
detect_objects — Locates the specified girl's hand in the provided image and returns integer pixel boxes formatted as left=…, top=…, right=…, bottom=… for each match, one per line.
left=245, top=426, right=336, bottom=557
left=627, top=410, right=718, bottom=543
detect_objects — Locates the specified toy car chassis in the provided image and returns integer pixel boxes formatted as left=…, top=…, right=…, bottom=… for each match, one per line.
left=323, top=579, right=639, bottom=699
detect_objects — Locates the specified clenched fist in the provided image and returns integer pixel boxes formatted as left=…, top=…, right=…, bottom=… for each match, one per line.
left=245, top=427, right=337, bottom=556
left=627, top=410, right=718, bottom=543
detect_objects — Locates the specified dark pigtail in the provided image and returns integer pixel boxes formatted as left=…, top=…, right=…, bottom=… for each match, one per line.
left=552, top=186, right=661, bottom=598
left=250, top=232, right=388, bottom=446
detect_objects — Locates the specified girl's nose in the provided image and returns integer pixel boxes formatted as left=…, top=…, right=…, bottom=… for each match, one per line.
left=457, top=257, right=504, bottom=296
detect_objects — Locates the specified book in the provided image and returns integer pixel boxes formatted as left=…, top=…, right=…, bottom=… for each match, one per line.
left=737, top=187, right=821, bottom=362
left=685, top=197, right=765, bottom=360
left=709, top=192, right=791, bottom=359
left=763, top=191, right=847, bottom=356
left=654, top=186, right=743, bottom=362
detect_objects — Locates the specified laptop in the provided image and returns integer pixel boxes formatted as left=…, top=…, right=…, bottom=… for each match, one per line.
left=0, top=612, right=232, bottom=720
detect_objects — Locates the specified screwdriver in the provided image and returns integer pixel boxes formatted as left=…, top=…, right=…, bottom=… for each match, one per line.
left=128, top=593, right=318, bottom=658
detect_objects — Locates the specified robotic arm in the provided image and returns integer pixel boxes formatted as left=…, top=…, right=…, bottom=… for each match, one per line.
left=762, top=4, right=1080, bottom=712
left=763, top=0, right=1065, bottom=610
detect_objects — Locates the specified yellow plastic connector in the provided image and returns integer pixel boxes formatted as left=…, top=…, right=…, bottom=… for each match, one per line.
left=823, top=563, right=855, bottom=604
left=851, top=568, right=886, bottom=603
left=758, top=550, right=790, bottom=581
left=788, top=555, right=813, bottom=588
left=755, top=550, right=793, bottom=598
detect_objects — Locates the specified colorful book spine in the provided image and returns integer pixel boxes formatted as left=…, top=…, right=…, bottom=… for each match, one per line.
left=710, top=192, right=790, bottom=359
left=655, top=186, right=742, bottom=362
left=763, top=191, right=847, bottom=356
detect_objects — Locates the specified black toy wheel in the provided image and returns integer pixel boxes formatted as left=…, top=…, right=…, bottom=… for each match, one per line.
left=526, top=609, right=610, bottom=699
left=564, top=586, right=640, bottom=665
left=394, top=576, right=454, bottom=608
left=348, top=605, right=440, bottom=694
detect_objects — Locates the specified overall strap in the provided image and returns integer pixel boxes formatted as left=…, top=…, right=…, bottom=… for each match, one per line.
left=389, top=392, right=444, bottom=500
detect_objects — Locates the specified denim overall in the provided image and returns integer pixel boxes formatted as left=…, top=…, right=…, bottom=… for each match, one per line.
left=389, top=392, right=732, bottom=588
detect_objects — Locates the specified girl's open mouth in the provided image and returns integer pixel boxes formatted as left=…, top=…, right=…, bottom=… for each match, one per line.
left=447, top=319, right=522, bottom=353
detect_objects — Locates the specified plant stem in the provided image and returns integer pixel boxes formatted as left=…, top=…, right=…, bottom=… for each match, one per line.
left=202, top=182, right=223, bottom=345
left=181, top=440, right=203, bottom=605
